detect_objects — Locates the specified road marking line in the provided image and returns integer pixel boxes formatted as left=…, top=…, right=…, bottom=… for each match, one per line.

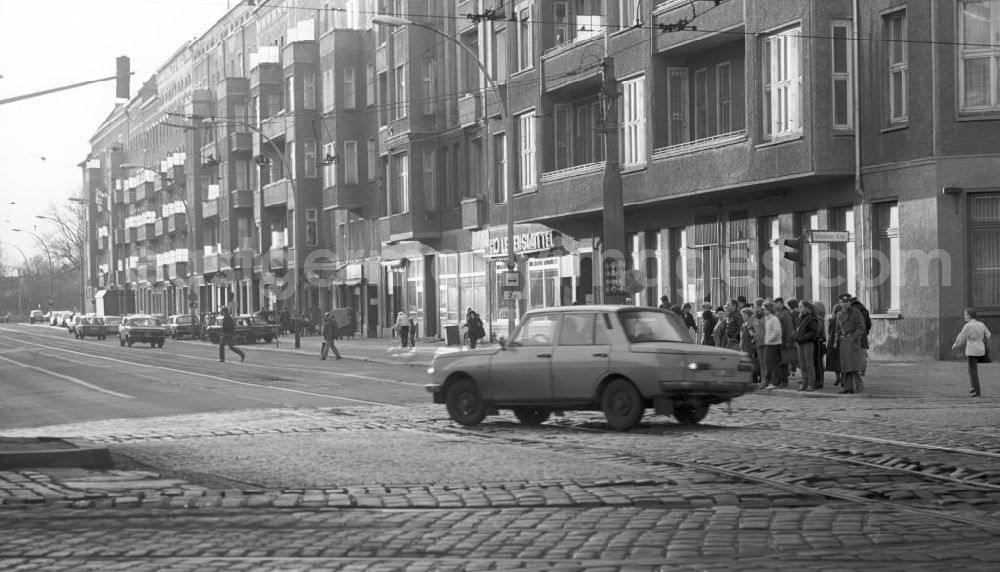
left=0, top=354, right=133, bottom=399
left=5, top=338, right=403, bottom=408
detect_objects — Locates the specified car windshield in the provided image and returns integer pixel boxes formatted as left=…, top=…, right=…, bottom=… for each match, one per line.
left=104, top=317, right=121, bottom=325
left=174, top=315, right=191, bottom=324
left=251, top=317, right=269, bottom=326
left=619, top=310, right=691, bottom=343
left=131, top=317, right=159, bottom=326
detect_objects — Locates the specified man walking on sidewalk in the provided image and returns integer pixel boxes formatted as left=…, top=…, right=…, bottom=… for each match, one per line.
left=321, top=312, right=342, bottom=360
left=218, top=307, right=245, bottom=363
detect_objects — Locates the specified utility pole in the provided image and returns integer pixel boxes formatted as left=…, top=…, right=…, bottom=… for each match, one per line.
left=600, top=35, right=626, bottom=305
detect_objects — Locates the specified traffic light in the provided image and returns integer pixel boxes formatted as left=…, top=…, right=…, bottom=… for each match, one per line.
left=116, top=56, right=130, bottom=99
left=783, top=236, right=807, bottom=264
left=603, top=257, right=624, bottom=296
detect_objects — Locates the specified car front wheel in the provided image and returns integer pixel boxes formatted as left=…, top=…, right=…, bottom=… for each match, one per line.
left=673, top=401, right=709, bottom=425
left=127, top=336, right=134, bottom=347
left=601, top=378, right=644, bottom=431
left=445, top=377, right=487, bottom=427
left=512, top=407, right=551, bottom=426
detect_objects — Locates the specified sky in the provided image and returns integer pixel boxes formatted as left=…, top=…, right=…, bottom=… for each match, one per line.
left=0, top=0, right=235, bottom=265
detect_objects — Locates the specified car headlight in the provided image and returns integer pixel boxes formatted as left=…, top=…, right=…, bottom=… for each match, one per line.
left=686, top=362, right=710, bottom=371
left=426, top=366, right=435, bottom=375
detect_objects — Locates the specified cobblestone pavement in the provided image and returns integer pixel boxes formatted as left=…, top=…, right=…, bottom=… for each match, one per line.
left=3, top=390, right=1000, bottom=569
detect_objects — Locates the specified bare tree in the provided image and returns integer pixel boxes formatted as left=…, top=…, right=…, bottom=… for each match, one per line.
left=37, top=200, right=85, bottom=272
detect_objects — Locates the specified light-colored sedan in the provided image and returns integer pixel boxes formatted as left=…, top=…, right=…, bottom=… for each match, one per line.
left=426, top=306, right=756, bottom=431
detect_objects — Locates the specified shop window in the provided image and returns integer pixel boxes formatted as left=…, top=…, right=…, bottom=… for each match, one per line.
left=969, top=193, right=1000, bottom=308
left=528, top=257, right=560, bottom=310
left=829, top=206, right=857, bottom=303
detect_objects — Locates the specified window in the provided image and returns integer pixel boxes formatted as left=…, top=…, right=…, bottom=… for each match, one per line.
left=366, top=64, right=375, bottom=106
left=829, top=206, right=857, bottom=303
left=304, top=138, right=317, bottom=179
left=518, top=112, right=536, bottom=191
left=555, top=1, right=570, bottom=45
left=393, top=64, right=407, bottom=120
left=494, top=26, right=508, bottom=83
left=960, top=0, right=1000, bottom=112
left=528, top=258, right=560, bottom=310
left=323, top=142, right=336, bottom=186
left=554, top=104, right=571, bottom=170
left=619, top=0, right=641, bottom=29
left=423, top=149, right=436, bottom=211
left=344, top=140, right=358, bottom=184
left=494, top=132, right=507, bottom=203
left=872, top=202, right=900, bottom=313
left=391, top=152, right=409, bottom=214
left=421, top=59, right=434, bottom=115
left=516, top=1, right=533, bottom=72
left=344, top=67, right=356, bottom=109
left=969, top=193, right=1000, bottom=308
left=884, top=11, right=907, bottom=123
left=285, top=76, right=295, bottom=112
left=668, top=68, right=689, bottom=145
left=367, top=138, right=377, bottom=182
left=305, top=209, right=318, bottom=246
left=762, top=26, right=802, bottom=139
left=717, top=62, right=732, bottom=133
left=620, top=76, right=646, bottom=166
left=832, top=20, right=853, bottom=129
left=303, top=74, right=316, bottom=111
left=235, top=159, right=251, bottom=190
left=694, top=68, right=708, bottom=140
left=558, top=313, right=596, bottom=345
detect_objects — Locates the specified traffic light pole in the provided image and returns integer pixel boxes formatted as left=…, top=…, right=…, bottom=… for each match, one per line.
left=0, top=57, right=131, bottom=106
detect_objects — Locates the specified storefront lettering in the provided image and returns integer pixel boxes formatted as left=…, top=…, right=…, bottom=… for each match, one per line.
left=489, top=231, right=555, bottom=257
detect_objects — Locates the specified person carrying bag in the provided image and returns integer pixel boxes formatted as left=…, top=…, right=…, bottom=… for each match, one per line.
left=952, top=307, right=992, bottom=397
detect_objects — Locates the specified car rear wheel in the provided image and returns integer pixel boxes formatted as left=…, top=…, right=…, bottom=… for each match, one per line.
left=673, top=401, right=709, bottom=425
left=445, top=377, right=487, bottom=427
left=512, top=407, right=551, bottom=426
left=126, top=336, right=134, bottom=347
left=158, top=340, right=165, bottom=348
left=601, top=378, right=644, bottom=431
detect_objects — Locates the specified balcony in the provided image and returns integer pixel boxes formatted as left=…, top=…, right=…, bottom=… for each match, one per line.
left=457, top=0, right=477, bottom=33
left=97, top=236, right=108, bottom=250
left=260, top=113, right=287, bottom=144
left=541, top=26, right=603, bottom=94
left=263, top=179, right=291, bottom=208
left=377, top=212, right=439, bottom=243
left=458, top=93, right=481, bottom=128
left=202, top=198, right=219, bottom=219
left=167, top=213, right=188, bottom=234
left=461, top=197, right=484, bottom=230
left=136, top=223, right=154, bottom=242
left=230, top=131, right=253, bottom=154
left=154, top=218, right=167, bottom=237
left=653, top=0, right=744, bottom=53
left=203, top=252, right=226, bottom=274
left=134, top=182, right=154, bottom=203
left=113, top=228, right=125, bottom=244
left=378, top=126, right=392, bottom=152
left=230, top=189, right=254, bottom=209
left=323, top=185, right=365, bottom=211
left=166, top=261, right=188, bottom=280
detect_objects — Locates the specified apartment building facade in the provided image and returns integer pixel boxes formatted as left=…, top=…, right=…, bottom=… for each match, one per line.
left=81, top=0, right=1000, bottom=359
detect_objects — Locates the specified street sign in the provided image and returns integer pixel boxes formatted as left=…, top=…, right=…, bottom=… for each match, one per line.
left=503, top=290, right=522, bottom=300
left=808, top=230, right=850, bottom=243
left=503, top=271, right=521, bottom=289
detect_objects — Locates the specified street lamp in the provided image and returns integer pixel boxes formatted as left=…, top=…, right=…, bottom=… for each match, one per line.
left=34, top=214, right=85, bottom=313
left=11, top=228, right=53, bottom=311
left=202, top=116, right=302, bottom=349
left=1, top=241, right=30, bottom=320
left=372, top=14, right=519, bottom=337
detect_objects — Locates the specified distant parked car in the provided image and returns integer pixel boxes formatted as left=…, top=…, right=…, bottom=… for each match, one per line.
left=61, top=312, right=76, bottom=328
left=74, top=315, right=107, bottom=340
left=165, top=314, right=200, bottom=339
left=29, top=310, right=44, bottom=324
left=119, top=314, right=167, bottom=348
left=102, top=315, right=122, bottom=336
left=205, top=314, right=278, bottom=344
left=426, top=306, right=757, bottom=430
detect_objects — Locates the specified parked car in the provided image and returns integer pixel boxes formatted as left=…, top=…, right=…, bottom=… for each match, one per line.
left=69, top=314, right=84, bottom=335
left=119, top=314, right=167, bottom=348
left=205, top=314, right=278, bottom=345
left=29, top=310, right=44, bottom=324
left=165, top=314, right=200, bottom=339
left=426, top=306, right=756, bottom=431
left=49, top=311, right=68, bottom=326
left=74, top=315, right=107, bottom=340
left=102, top=315, right=122, bottom=336
left=61, top=312, right=76, bottom=328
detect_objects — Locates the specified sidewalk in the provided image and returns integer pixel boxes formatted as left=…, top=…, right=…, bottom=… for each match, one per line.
left=237, top=334, right=993, bottom=400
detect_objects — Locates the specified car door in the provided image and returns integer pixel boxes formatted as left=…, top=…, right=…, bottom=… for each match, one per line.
left=550, top=312, right=612, bottom=402
left=486, top=313, right=558, bottom=403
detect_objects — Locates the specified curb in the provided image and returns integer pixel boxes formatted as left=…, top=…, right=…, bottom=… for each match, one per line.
left=0, top=439, right=113, bottom=471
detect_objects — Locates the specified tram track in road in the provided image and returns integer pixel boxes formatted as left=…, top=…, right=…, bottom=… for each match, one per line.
left=392, top=417, right=1000, bottom=533
left=0, top=327, right=413, bottom=409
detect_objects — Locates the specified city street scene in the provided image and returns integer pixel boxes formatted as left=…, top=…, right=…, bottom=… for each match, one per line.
left=1, top=0, right=999, bottom=570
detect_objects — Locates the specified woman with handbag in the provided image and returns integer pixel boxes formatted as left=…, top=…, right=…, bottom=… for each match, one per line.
left=951, top=307, right=992, bottom=397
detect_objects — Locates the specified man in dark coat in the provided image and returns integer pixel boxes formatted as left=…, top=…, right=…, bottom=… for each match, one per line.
left=724, top=298, right=743, bottom=351
left=218, top=307, right=245, bottom=363
left=321, top=312, right=342, bottom=360
left=837, top=299, right=867, bottom=394
left=658, top=296, right=671, bottom=310
left=774, top=297, right=794, bottom=386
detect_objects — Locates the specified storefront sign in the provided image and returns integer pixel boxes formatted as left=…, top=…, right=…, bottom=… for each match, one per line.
left=489, top=230, right=556, bottom=257
left=808, top=230, right=850, bottom=243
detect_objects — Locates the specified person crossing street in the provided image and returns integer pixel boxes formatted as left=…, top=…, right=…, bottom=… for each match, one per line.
left=321, top=312, right=342, bottom=360
left=218, top=307, right=246, bottom=363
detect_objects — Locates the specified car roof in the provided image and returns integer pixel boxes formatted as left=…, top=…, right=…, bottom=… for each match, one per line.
left=523, top=305, right=664, bottom=315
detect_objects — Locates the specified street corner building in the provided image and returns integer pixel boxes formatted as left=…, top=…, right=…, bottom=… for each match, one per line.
left=78, top=0, right=1000, bottom=360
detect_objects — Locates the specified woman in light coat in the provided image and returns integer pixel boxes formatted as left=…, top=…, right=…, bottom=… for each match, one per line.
left=762, top=302, right=783, bottom=389
left=394, top=311, right=410, bottom=348
left=952, top=307, right=992, bottom=397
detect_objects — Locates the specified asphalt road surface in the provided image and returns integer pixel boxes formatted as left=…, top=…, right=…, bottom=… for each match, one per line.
left=2, top=322, right=1000, bottom=570
left=0, top=323, right=427, bottom=429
